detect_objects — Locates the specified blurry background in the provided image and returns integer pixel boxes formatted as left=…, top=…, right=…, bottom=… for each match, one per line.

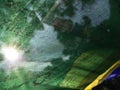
left=0, top=0, right=120, bottom=90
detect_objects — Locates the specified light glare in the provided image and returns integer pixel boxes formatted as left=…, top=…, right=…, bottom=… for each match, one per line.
left=1, top=46, right=23, bottom=62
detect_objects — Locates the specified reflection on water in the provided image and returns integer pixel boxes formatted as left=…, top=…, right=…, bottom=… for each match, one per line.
left=63, top=0, right=110, bottom=26
left=27, top=23, right=65, bottom=61
left=0, top=0, right=113, bottom=73
left=0, top=23, right=70, bottom=72
left=0, top=0, right=120, bottom=89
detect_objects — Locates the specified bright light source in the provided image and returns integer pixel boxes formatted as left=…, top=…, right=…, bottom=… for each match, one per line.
left=1, top=46, right=23, bottom=63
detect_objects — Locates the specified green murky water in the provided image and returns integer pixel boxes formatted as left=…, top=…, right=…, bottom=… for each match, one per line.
left=0, top=0, right=120, bottom=90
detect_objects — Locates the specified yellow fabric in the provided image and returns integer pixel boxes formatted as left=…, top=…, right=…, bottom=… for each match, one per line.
left=85, top=60, right=120, bottom=90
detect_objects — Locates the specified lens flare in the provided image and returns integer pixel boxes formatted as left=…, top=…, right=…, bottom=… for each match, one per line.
left=1, top=46, right=23, bottom=63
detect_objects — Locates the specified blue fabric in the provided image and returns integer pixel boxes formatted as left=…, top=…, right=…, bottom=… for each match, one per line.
left=106, top=66, right=120, bottom=81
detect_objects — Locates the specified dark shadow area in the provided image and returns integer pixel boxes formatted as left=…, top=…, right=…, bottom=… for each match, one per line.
left=93, top=76, right=120, bottom=90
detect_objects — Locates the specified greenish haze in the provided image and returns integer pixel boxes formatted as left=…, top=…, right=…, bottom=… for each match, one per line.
left=0, top=0, right=120, bottom=90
